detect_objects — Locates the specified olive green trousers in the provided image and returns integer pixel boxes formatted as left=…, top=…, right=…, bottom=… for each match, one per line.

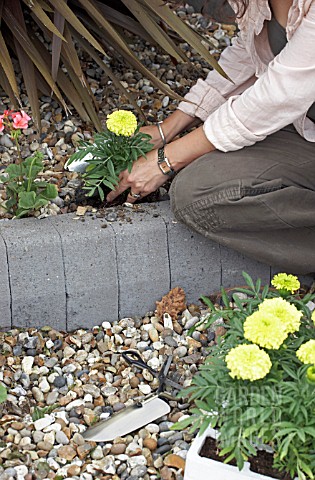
left=170, top=126, right=315, bottom=273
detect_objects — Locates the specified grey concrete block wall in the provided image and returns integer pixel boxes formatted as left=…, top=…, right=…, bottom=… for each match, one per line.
left=0, top=201, right=312, bottom=331
left=154, top=202, right=222, bottom=302
left=220, top=245, right=271, bottom=289
left=51, top=216, right=119, bottom=331
left=0, top=218, right=66, bottom=330
left=111, top=212, right=170, bottom=318
left=0, top=233, right=11, bottom=329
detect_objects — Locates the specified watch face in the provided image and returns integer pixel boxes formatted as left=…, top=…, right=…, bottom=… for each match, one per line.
left=160, top=160, right=169, bottom=174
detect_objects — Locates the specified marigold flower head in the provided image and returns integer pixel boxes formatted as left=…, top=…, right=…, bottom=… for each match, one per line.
left=244, top=310, right=288, bottom=349
left=296, top=340, right=315, bottom=365
left=271, top=273, right=300, bottom=294
left=311, top=310, right=315, bottom=325
left=258, top=297, right=302, bottom=334
left=226, top=344, right=272, bottom=381
left=106, top=110, right=138, bottom=136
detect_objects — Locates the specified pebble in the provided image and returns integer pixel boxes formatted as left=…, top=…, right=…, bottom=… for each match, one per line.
left=34, top=415, right=54, bottom=431
left=22, top=357, right=34, bottom=374
left=0, top=134, right=14, bottom=148
left=111, top=444, right=126, bottom=455
left=53, top=376, right=66, bottom=388
left=55, top=431, right=69, bottom=445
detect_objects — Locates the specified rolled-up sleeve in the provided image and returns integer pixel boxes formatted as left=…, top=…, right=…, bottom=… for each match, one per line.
left=178, top=32, right=257, bottom=120
left=204, top=2, right=315, bottom=151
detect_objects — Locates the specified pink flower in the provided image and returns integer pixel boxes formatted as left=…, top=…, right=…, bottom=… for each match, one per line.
left=0, top=116, right=4, bottom=133
left=12, top=110, right=31, bottom=130
left=3, top=110, right=13, bottom=118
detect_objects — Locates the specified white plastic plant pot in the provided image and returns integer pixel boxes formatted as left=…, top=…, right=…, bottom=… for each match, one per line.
left=184, top=427, right=298, bottom=480
left=65, top=152, right=93, bottom=173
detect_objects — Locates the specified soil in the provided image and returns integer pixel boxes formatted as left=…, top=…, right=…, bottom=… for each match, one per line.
left=74, top=178, right=173, bottom=210
left=199, top=436, right=294, bottom=480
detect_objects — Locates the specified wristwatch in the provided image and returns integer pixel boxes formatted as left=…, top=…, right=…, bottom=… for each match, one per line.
left=157, top=147, right=175, bottom=176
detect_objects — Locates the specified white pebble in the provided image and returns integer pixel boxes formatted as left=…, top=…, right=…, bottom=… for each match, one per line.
left=162, top=96, right=170, bottom=108
left=139, top=384, right=151, bottom=395
left=34, top=415, right=54, bottom=431
left=22, top=357, right=34, bottom=374
left=39, top=378, right=50, bottom=393
left=147, top=357, right=160, bottom=370
left=145, top=423, right=159, bottom=434
left=163, top=313, right=173, bottom=329
left=102, top=321, right=112, bottom=329
left=127, top=455, right=147, bottom=468
left=15, top=465, right=28, bottom=480
left=66, top=399, right=85, bottom=411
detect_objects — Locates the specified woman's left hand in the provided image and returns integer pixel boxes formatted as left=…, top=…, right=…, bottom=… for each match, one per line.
left=106, top=149, right=167, bottom=204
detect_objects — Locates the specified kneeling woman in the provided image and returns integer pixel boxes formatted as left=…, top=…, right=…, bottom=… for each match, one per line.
left=107, top=0, right=315, bottom=274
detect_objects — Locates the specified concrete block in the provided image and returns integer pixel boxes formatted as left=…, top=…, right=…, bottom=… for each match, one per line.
left=154, top=203, right=221, bottom=302
left=50, top=216, right=118, bottom=330
left=0, top=230, right=11, bottom=329
left=0, top=218, right=66, bottom=329
left=111, top=208, right=170, bottom=318
left=220, top=245, right=271, bottom=290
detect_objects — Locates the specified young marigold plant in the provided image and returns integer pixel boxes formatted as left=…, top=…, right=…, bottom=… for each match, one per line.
left=66, top=110, right=153, bottom=201
left=173, top=272, right=315, bottom=480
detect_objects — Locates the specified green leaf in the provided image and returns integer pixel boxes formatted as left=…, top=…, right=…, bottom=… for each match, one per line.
left=18, top=191, right=36, bottom=209
left=4, top=164, right=23, bottom=178
left=32, top=406, right=45, bottom=421
left=40, top=183, right=58, bottom=200
left=171, top=417, right=193, bottom=430
left=200, top=295, right=216, bottom=311
left=221, top=287, right=230, bottom=307
left=107, top=159, right=116, bottom=179
left=97, top=185, right=104, bottom=201
left=242, top=271, right=255, bottom=290
left=0, top=383, right=7, bottom=404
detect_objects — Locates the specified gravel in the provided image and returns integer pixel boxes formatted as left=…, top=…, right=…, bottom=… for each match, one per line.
left=0, top=300, right=227, bottom=480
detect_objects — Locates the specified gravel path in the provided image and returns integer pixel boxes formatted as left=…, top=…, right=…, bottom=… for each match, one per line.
left=0, top=299, right=227, bottom=480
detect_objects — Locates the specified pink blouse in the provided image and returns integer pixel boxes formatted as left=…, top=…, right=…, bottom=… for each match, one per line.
left=178, top=0, right=315, bottom=151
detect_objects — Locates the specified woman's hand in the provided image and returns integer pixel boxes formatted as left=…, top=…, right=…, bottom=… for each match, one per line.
left=106, top=149, right=167, bottom=204
left=140, top=124, right=164, bottom=150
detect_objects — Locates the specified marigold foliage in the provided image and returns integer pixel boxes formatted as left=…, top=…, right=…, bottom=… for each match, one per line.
left=106, top=110, right=138, bottom=136
left=296, top=339, right=315, bottom=364
left=225, top=344, right=272, bottom=381
left=271, top=273, right=300, bottom=293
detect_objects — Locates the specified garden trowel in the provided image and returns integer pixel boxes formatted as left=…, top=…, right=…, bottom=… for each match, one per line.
left=82, top=351, right=180, bottom=442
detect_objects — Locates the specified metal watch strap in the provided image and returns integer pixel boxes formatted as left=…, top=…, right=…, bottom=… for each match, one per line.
left=156, top=121, right=166, bottom=146
left=157, top=147, right=175, bottom=176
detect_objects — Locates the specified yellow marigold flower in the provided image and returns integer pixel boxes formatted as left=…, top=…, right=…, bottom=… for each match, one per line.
left=271, top=273, right=300, bottom=294
left=226, top=344, right=272, bottom=381
left=296, top=340, right=315, bottom=365
left=259, top=297, right=302, bottom=334
left=244, top=310, right=288, bottom=349
left=106, top=110, right=138, bottom=136
left=311, top=310, right=315, bottom=325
